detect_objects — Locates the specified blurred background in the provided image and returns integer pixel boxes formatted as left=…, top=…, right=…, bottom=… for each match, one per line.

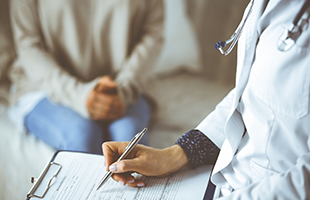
left=152, top=0, right=248, bottom=84
left=186, top=0, right=248, bottom=85
left=0, top=0, right=248, bottom=199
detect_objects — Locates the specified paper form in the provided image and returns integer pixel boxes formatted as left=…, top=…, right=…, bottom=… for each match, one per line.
left=31, top=151, right=212, bottom=200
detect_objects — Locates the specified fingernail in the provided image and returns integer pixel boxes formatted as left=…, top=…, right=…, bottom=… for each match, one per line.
left=118, top=181, right=125, bottom=186
left=109, top=164, right=117, bottom=172
left=137, top=183, right=145, bottom=187
left=127, top=179, right=135, bottom=184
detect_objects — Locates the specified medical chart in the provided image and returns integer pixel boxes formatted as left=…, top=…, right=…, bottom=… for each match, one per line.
left=30, top=151, right=212, bottom=200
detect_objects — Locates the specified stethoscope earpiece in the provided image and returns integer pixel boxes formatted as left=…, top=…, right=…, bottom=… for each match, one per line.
left=215, top=41, right=226, bottom=54
left=215, top=0, right=254, bottom=56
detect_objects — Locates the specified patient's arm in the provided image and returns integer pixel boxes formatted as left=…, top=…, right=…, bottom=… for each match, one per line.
left=10, top=0, right=98, bottom=118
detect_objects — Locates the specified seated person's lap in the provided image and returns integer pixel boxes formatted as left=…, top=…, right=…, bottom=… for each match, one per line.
left=24, top=97, right=150, bottom=154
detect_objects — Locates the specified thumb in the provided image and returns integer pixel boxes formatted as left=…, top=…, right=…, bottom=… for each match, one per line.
left=96, top=78, right=117, bottom=94
left=109, top=159, right=143, bottom=174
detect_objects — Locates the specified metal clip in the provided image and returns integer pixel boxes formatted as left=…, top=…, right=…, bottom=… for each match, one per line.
left=27, top=162, right=62, bottom=199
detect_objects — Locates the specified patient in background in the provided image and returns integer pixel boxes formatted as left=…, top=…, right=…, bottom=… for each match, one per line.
left=7, top=0, right=164, bottom=154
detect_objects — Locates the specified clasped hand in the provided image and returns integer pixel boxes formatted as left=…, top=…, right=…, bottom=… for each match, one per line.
left=86, top=76, right=125, bottom=121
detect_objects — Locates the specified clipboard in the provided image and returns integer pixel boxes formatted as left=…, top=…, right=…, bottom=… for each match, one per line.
left=26, top=150, right=213, bottom=200
left=26, top=150, right=65, bottom=199
left=27, top=162, right=62, bottom=199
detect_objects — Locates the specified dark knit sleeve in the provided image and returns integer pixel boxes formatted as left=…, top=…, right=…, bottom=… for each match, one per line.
left=175, top=129, right=220, bottom=168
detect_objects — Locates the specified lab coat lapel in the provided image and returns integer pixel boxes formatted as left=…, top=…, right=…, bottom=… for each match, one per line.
left=234, top=0, right=269, bottom=102
left=212, top=0, right=270, bottom=181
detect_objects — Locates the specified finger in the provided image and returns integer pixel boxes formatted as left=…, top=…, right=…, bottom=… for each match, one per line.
left=101, top=75, right=116, bottom=87
left=87, top=94, right=116, bottom=119
left=110, top=96, right=125, bottom=112
left=98, top=85, right=117, bottom=94
left=87, top=92, right=105, bottom=119
left=87, top=105, right=110, bottom=120
left=87, top=91, right=125, bottom=120
left=126, top=180, right=145, bottom=188
left=109, top=158, right=146, bottom=175
left=90, top=98, right=125, bottom=120
left=97, top=77, right=118, bottom=93
left=110, top=173, right=145, bottom=187
left=91, top=92, right=113, bottom=103
left=87, top=91, right=110, bottom=109
left=107, top=96, right=125, bottom=116
left=102, top=142, right=129, bottom=170
left=86, top=91, right=96, bottom=107
left=94, top=99, right=123, bottom=115
left=88, top=102, right=110, bottom=115
left=91, top=92, right=124, bottom=110
left=94, top=76, right=115, bottom=93
left=92, top=93, right=123, bottom=111
left=110, top=173, right=136, bottom=186
left=102, top=143, right=118, bottom=171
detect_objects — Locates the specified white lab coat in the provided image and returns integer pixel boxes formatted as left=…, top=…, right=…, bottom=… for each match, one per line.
left=196, top=0, right=310, bottom=199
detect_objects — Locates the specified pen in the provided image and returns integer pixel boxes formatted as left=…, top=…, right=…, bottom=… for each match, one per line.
left=96, top=127, right=147, bottom=190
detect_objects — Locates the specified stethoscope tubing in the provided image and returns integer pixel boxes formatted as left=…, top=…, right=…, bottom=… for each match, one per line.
left=216, top=0, right=310, bottom=55
left=293, top=0, right=310, bottom=26
left=215, top=0, right=254, bottom=56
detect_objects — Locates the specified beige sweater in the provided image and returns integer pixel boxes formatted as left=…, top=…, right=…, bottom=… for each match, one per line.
left=9, top=0, right=164, bottom=118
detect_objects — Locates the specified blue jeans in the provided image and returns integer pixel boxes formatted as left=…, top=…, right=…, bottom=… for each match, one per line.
left=24, top=97, right=150, bottom=154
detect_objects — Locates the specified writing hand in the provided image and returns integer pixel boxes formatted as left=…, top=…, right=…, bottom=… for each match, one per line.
left=102, top=142, right=189, bottom=187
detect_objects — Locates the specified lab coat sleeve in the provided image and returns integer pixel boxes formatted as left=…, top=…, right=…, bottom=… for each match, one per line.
left=218, top=152, right=310, bottom=200
left=115, top=0, right=164, bottom=105
left=10, top=0, right=98, bottom=118
left=195, top=88, right=236, bottom=148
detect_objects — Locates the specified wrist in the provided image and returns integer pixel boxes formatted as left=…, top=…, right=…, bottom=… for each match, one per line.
left=162, top=145, right=189, bottom=174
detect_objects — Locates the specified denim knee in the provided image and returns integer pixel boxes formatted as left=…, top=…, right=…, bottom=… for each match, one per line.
left=108, top=96, right=150, bottom=144
left=24, top=97, right=104, bottom=154
left=60, top=118, right=104, bottom=154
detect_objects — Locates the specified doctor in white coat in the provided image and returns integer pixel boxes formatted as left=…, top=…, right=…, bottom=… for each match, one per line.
left=101, top=0, right=310, bottom=199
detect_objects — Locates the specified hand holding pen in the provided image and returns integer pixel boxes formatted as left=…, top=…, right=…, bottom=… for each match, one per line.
left=99, top=130, right=190, bottom=188
left=97, top=128, right=148, bottom=190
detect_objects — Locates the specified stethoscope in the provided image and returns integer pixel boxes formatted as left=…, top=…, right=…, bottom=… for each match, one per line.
left=215, top=0, right=310, bottom=56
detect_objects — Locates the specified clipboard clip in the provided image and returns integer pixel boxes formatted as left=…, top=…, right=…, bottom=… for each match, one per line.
left=27, top=162, right=62, bottom=199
